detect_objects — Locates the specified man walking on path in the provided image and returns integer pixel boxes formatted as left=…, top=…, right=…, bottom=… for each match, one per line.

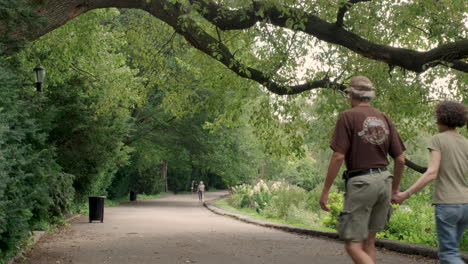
left=319, top=76, right=406, bottom=264
left=197, top=181, right=205, bottom=201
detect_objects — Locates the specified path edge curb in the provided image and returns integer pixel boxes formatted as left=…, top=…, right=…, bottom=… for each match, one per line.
left=204, top=197, right=468, bottom=262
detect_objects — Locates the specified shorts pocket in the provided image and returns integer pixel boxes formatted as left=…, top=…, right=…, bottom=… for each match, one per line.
left=337, top=211, right=352, bottom=240
left=349, top=176, right=371, bottom=187
left=351, top=180, right=368, bottom=187
left=347, top=178, right=370, bottom=194
left=385, top=205, right=393, bottom=229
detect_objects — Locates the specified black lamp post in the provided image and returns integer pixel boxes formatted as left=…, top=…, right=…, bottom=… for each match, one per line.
left=33, top=65, right=46, bottom=92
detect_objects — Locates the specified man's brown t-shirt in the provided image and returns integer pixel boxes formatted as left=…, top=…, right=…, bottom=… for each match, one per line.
left=330, top=106, right=405, bottom=171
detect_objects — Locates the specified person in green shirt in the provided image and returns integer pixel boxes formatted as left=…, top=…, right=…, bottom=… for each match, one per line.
left=393, top=101, right=468, bottom=264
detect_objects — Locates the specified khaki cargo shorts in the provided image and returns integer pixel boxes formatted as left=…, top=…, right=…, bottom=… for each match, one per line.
left=337, top=170, right=393, bottom=241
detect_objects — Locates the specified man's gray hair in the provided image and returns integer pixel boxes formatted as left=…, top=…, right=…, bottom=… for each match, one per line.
left=350, top=93, right=373, bottom=102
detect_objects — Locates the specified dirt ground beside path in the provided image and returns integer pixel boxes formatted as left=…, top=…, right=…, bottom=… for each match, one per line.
left=14, top=191, right=436, bottom=264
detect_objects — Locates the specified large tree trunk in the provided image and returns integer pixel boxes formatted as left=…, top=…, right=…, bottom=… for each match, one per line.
left=160, top=161, right=168, bottom=193
left=258, top=160, right=266, bottom=180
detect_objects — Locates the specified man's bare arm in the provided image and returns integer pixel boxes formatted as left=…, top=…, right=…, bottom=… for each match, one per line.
left=320, top=151, right=345, bottom=211
left=392, top=153, right=405, bottom=194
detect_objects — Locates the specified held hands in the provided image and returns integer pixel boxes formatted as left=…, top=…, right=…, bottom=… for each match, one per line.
left=391, top=191, right=410, bottom=204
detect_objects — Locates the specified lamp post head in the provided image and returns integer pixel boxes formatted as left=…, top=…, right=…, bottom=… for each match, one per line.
left=33, top=65, right=46, bottom=92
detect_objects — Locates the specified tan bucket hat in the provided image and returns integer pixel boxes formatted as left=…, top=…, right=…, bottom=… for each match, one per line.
left=345, top=76, right=375, bottom=98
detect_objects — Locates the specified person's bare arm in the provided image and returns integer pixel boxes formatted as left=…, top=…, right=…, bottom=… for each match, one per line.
left=392, top=153, right=405, bottom=194
left=393, top=150, right=441, bottom=203
left=320, top=151, right=345, bottom=211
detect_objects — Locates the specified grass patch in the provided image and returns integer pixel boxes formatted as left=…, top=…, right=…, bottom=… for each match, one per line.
left=105, top=193, right=162, bottom=206
left=214, top=198, right=334, bottom=231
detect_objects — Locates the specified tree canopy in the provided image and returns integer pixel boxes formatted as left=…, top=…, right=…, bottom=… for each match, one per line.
left=1, top=0, right=466, bottom=95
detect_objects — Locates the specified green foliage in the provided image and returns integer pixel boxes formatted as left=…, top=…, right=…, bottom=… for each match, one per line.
left=108, top=10, right=266, bottom=194
left=379, top=202, right=437, bottom=247
left=263, top=149, right=336, bottom=191
left=0, top=59, right=74, bottom=262
left=226, top=183, right=468, bottom=252
left=19, top=9, right=142, bottom=201
left=105, top=193, right=161, bottom=207
left=229, top=181, right=319, bottom=226
left=229, top=184, right=252, bottom=208
left=0, top=0, right=46, bottom=54
left=262, top=183, right=307, bottom=219
left=321, top=192, right=344, bottom=229
left=229, top=181, right=273, bottom=211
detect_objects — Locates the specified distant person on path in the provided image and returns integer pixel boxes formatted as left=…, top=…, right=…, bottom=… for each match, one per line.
left=197, top=181, right=205, bottom=201
left=191, top=180, right=195, bottom=194
left=319, top=76, right=406, bottom=264
left=393, top=101, right=468, bottom=264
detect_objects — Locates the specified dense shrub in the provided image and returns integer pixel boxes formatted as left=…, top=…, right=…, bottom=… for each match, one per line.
left=321, top=192, right=344, bottom=229
left=380, top=202, right=437, bottom=247
left=263, top=183, right=307, bottom=219
left=229, top=181, right=272, bottom=212
left=229, top=184, right=251, bottom=208
left=0, top=62, right=74, bottom=261
left=381, top=192, right=468, bottom=252
left=227, top=181, right=468, bottom=252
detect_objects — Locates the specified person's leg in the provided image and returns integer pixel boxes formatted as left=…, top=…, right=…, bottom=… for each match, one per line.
left=363, top=232, right=377, bottom=263
left=345, top=241, right=375, bottom=264
left=455, top=204, right=468, bottom=250
left=435, top=204, right=465, bottom=264
left=339, top=175, right=377, bottom=263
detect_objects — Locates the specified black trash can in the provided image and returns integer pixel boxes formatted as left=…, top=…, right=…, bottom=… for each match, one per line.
left=129, top=191, right=137, bottom=201
left=88, top=196, right=105, bottom=223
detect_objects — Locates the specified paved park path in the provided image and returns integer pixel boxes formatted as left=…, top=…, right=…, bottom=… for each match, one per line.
left=16, top=191, right=436, bottom=264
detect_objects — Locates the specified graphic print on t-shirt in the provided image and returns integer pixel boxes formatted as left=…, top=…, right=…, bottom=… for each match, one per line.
left=358, top=116, right=389, bottom=145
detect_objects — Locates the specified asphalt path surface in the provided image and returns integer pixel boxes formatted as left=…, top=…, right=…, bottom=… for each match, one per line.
left=16, top=191, right=437, bottom=264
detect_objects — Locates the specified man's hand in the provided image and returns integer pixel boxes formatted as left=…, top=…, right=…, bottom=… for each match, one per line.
left=392, top=191, right=409, bottom=204
left=319, top=191, right=330, bottom=211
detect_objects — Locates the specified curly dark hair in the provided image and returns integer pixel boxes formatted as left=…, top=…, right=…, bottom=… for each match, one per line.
left=435, top=101, right=467, bottom=128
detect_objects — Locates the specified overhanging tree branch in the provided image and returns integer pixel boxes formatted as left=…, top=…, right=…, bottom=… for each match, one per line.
left=405, top=158, right=427, bottom=174
left=189, top=0, right=468, bottom=73
left=336, top=0, right=372, bottom=27
left=155, top=9, right=346, bottom=95
left=2, top=0, right=466, bottom=95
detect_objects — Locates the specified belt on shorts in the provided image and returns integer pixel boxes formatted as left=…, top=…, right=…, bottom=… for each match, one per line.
left=343, top=167, right=387, bottom=183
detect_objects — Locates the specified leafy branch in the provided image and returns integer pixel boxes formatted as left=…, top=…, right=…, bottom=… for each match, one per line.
left=335, top=0, right=372, bottom=27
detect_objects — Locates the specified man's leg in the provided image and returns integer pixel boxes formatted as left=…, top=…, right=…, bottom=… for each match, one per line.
left=363, top=232, right=377, bottom=263
left=345, top=241, right=375, bottom=264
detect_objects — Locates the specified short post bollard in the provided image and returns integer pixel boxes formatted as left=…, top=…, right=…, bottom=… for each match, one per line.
left=88, top=196, right=105, bottom=223
left=130, top=191, right=137, bottom=201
